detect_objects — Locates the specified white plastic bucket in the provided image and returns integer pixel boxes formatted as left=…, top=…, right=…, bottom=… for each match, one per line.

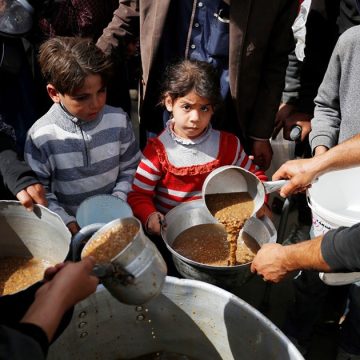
left=307, top=167, right=360, bottom=237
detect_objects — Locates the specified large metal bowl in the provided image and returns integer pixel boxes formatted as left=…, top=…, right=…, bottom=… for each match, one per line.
left=161, top=200, right=276, bottom=289
left=0, top=200, right=71, bottom=295
left=48, top=277, right=303, bottom=360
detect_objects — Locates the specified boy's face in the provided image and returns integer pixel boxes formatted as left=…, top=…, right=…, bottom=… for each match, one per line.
left=47, top=74, right=107, bottom=121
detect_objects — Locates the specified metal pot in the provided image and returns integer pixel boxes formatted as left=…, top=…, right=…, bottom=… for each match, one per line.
left=48, top=278, right=304, bottom=360
left=161, top=200, right=276, bottom=289
left=202, top=165, right=287, bottom=216
left=0, top=201, right=71, bottom=294
left=72, top=217, right=167, bottom=305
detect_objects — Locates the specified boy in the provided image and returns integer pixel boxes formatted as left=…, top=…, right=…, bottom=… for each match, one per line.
left=25, top=37, right=140, bottom=234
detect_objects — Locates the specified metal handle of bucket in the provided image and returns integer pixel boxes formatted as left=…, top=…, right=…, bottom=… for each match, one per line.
left=263, top=180, right=288, bottom=194
left=319, top=272, right=360, bottom=286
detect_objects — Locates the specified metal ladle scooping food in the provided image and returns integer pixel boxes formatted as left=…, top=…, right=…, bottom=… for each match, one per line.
left=71, top=217, right=167, bottom=305
left=202, top=165, right=288, bottom=216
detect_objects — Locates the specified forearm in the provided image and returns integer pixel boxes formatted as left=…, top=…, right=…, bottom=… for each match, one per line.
left=96, top=0, right=139, bottom=55
left=0, top=149, right=39, bottom=195
left=282, top=236, right=331, bottom=272
left=20, top=294, right=68, bottom=342
left=312, top=134, right=360, bottom=174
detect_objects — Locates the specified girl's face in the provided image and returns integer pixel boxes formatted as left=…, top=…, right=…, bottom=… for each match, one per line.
left=47, top=74, right=107, bottom=121
left=165, top=90, right=214, bottom=139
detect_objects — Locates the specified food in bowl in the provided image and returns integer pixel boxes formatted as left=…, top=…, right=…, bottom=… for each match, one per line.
left=82, top=222, right=139, bottom=263
left=0, top=256, right=53, bottom=296
left=172, top=223, right=259, bottom=266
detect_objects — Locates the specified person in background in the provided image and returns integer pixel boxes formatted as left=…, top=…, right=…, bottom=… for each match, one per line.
left=273, top=0, right=360, bottom=244
left=0, top=257, right=98, bottom=360
left=96, top=0, right=298, bottom=170
left=251, top=132, right=360, bottom=359
left=0, top=116, right=46, bottom=211
left=24, top=37, right=140, bottom=235
left=26, top=0, right=132, bottom=117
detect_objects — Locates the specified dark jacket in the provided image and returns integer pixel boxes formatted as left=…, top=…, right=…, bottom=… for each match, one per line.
left=97, top=0, right=297, bottom=142
left=0, top=118, right=39, bottom=197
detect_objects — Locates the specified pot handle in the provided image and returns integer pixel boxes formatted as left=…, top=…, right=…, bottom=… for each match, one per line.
left=71, top=223, right=105, bottom=261
left=263, top=180, right=288, bottom=194
left=319, top=272, right=360, bottom=286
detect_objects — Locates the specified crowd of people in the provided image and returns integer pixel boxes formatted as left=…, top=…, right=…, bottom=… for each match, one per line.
left=1, top=0, right=360, bottom=359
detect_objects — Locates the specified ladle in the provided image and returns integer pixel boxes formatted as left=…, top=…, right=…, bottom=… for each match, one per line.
left=72, top=217, right=167, bottom=305
left=202, top=165, right=288, bottom=216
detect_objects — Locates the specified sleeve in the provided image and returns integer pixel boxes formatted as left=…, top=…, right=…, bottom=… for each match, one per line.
left=321, top=223, right=360, bottom=271
left=0, top=132, right=39, bottom=196
left=112, top=117, right=141, bottom=200
left=309, top=38, right=342, bottom=153
left=96, top=0, right=140, bottom=56
left=247, top=0, right=298, bottom=139
left=0, top=324, right=48, bottom=359
left=24, top=131, right=75, bottom=225
left=127, top=142, right=162, bottom=226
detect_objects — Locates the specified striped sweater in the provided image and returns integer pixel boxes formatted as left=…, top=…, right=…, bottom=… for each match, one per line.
left=127, top=122, right=267, bottom=227
left=24, top=103, right=140, bottom=225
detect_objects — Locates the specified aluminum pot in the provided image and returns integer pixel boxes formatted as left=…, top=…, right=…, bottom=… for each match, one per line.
left=0, top=200, right=71, bottom=294
left=202, top=165, right=287, bottom=216
left=72, top=217, right=167, bottom=305
left=161, top=200, right=276, bottom=289
left=48, top=277, right=304, bottom=360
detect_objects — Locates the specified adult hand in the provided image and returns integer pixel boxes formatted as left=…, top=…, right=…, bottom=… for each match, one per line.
left=16, top=183, right=47, bottom=211
left=251, top=139, right=273, bottom=170
left=146, top=212, right=165, bottom=236
left=272, top=158, right=318, bottom=197
left=282, top=112, right=312, bottom=142
left=21, top=257, right=99, bottom=341
left=250, top=243, right=291, bottom=282
left=272, top=103, right=296, bottom=139
left=67, top=221, right=80, bottom=235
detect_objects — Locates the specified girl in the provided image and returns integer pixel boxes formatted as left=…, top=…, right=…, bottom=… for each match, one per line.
left=128, top=59, right=268, bottom=235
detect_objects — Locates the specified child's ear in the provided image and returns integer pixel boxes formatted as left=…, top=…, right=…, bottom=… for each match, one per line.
left=47, top=84, right=61, bottom=103
left=164, top=95, right=173, bottom=112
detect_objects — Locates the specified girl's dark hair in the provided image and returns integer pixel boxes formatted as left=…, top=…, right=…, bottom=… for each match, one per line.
left=38, top=36, right=113, bottom=95
left=160, top=59, right=222, bottom=107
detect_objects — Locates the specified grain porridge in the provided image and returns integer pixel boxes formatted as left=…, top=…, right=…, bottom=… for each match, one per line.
left=0, top=257, right=53, bottom=296
left=205, top=192, right=255, bottom=266
left=82, top=222, right=139, bottom=263
left=172, top=224, right=229, bottom=266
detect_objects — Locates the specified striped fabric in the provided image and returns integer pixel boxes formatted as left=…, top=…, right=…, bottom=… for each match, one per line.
left=127, top=122, right=267, bottom=226
left=24, top=103, right=140, bottom=225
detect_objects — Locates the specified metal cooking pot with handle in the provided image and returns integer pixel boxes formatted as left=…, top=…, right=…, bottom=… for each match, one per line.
left=72, top=217, right=167, bottom=305
left=0, top=201, right=71, bottom=295
left=202, top=165, right=287, bottom=216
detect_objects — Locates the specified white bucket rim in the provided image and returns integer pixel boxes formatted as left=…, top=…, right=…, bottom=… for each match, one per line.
left=307, top=192, right=358, bottom=228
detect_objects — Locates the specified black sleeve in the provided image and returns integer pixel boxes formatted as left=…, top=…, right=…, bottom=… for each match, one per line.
left=0, top=133, right=39, bottom=196
left=0, top=324, right=49, bottom=359
left=321, top=223, right=360, bottom=272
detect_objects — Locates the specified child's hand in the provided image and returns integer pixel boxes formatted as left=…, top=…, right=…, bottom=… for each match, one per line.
left=67, top=221, right=80, bottom=235
left=146, top=212, right=165, bottom=236
left=256, top=203, right=272, bottom=220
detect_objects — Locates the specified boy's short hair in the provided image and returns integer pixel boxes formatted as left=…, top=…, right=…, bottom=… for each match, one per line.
left=38, top=36, right=113, bottom=95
